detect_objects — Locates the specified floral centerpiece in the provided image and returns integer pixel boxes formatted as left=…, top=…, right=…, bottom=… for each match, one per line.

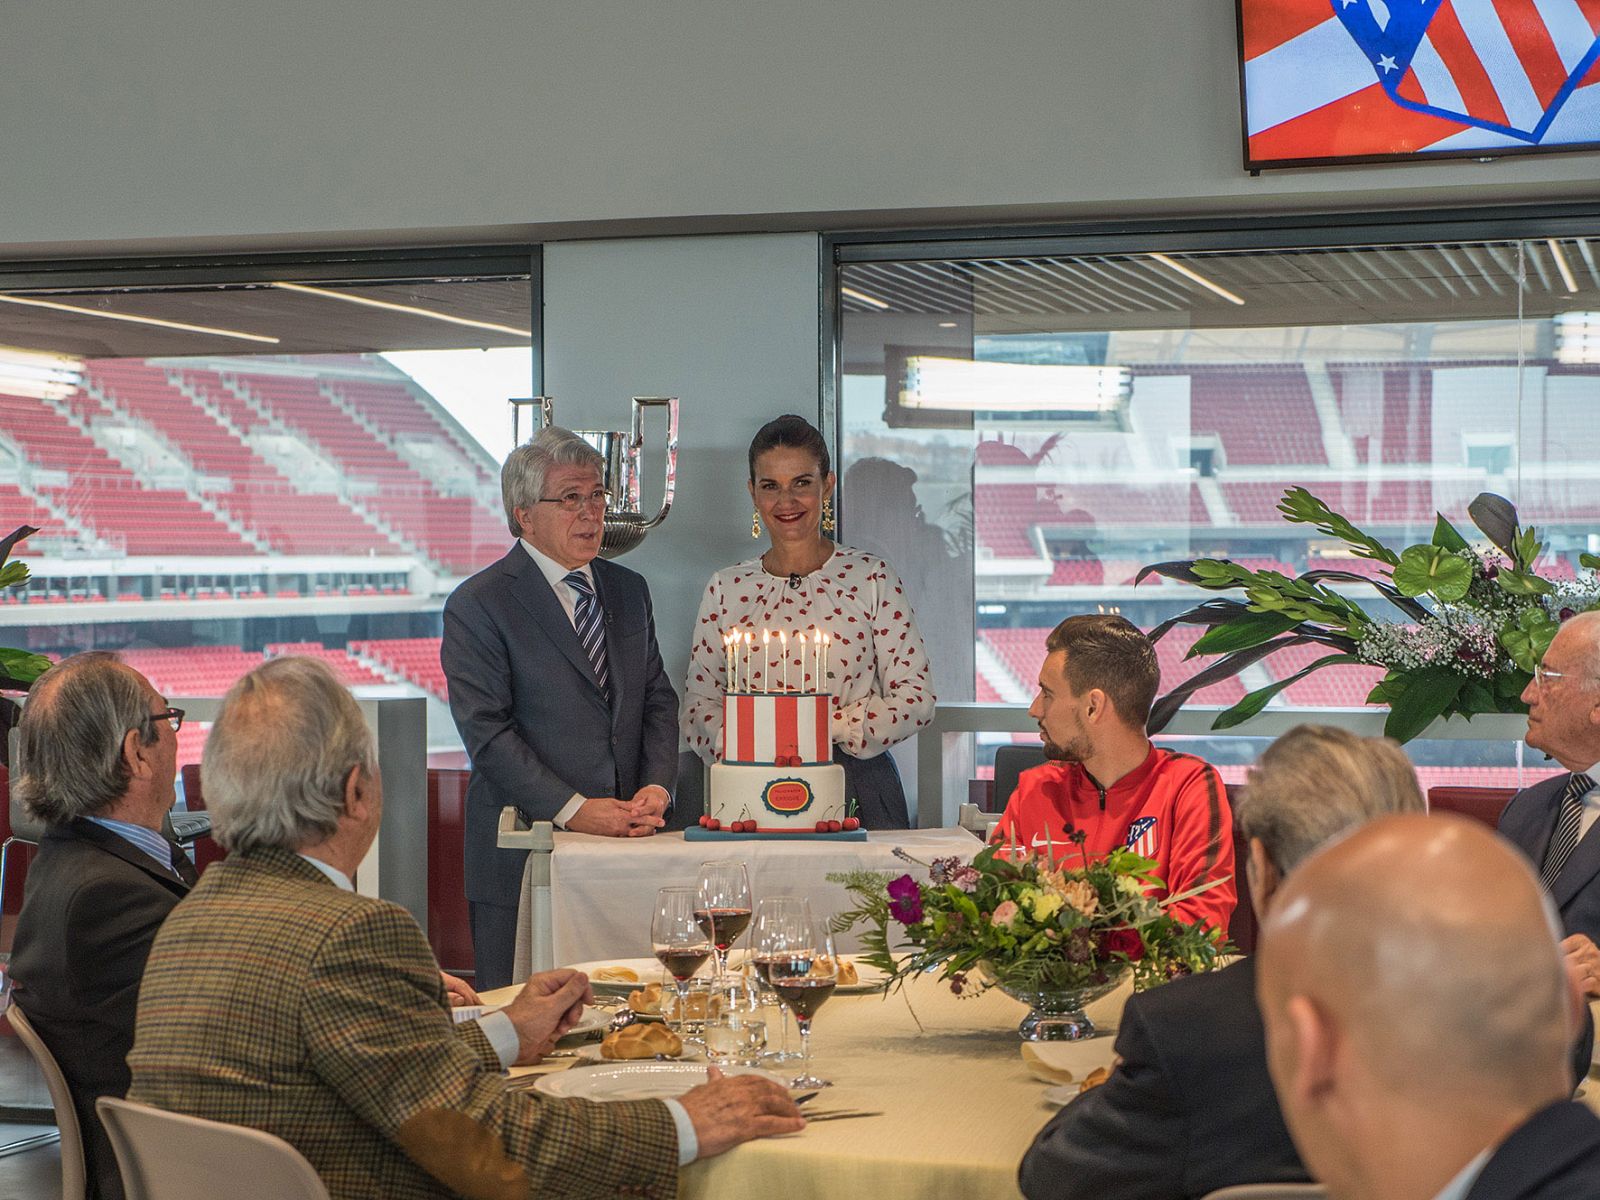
left=1137, top=490, right=1600, bottom=742
left=828, top=833, right=1229, bottom=1039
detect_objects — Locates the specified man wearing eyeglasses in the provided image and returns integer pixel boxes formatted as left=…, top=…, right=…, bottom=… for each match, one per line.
left=1500, top=610, right=1600, bottom=999
left=443, top=426, right=679, bottom=988
left=8, top=652, right=197, bottom=1200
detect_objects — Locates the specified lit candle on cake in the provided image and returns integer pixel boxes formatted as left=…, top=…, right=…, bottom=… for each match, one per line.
left=811, top=626, right=821, bottom=683
left=822, top=633, right=831, bottom=684
left=762, top=629, right=771, bottom=693
left=779, top=630, right=788, bottom=691
left=742, top=631, right=753, bottom=693
left=797, top=632, right=807, bottom=690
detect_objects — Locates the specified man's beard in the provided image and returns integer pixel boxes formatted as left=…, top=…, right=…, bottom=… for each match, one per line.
left=1041, top=732, right=1091, bottom=763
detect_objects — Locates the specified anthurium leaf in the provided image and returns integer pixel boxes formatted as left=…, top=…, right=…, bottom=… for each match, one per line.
left=1189, top=611, right=1300, bottom=657
left=0, top=525, right=38, bottom=569
left=1134, top=560, right=1206, bottom=587
left=0, top=647, right=51, bottom=687
left=1495, top=569, right=1553, bottom=596
left=1581, top=553, right=1600, bottom=571
left=1211, top=653, right=1363, bottom=730
left=1391, top=545, right=1472, bottom=601
left=1382, top=667, right=1468, bottom=744
left=1467, top=494, right=1520, bottom=562
left=1431, top=514, right=1470, bottom=553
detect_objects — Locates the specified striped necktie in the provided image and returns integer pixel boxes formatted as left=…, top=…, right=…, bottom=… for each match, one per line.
left=1541, top=772, right=1595, bottom=889
left=564, top=570, right=611, bottom=697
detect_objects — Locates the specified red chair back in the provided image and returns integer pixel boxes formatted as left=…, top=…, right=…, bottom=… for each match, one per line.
left=1427, top=786, right=1515, bottom=829
left=427, top=768, right=474, bottom=977
left=178, top=763, right=227, bottom=874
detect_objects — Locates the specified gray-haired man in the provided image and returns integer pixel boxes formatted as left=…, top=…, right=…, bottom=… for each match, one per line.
left=442, top=426, right=679, bottom=987
left=9, top=651, right=197, bottom=1200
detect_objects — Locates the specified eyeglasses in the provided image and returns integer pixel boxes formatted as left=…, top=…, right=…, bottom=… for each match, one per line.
left=145, top=706, right=184, bottom=733
left=1533, top=663, right=1569, bottom=689
left=536, top=488, right=611, bottom=513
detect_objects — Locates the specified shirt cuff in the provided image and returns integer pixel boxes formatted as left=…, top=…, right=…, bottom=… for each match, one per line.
left=479, top=1011, right=522, bottom=1070
left=552, top=793, right=586, bottom=831
left=664, top=1098, right=699, bottom=1165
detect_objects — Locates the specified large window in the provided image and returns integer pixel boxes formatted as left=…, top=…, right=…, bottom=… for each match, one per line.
left=834, top=229, right=1600, bottom=791
left=0, top=251, right=535, bottom=769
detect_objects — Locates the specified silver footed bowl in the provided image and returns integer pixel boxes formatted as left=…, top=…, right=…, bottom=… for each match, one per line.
left=991, top=969, right=1129, bottom=1041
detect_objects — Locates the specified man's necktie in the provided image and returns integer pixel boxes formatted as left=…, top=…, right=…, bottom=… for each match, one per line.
left=564, top=570, right=611, bottom=696
left=1541, top=772, right=1595, bottom=889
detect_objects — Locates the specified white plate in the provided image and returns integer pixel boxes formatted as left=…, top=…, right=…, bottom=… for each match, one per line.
left=533, top=1061, right=784, bottom=1101
left=835, top=958, right=891, bottom=994
left=568, top=1042, right=700, bottom=1063
left=565, top=958, right=675, bottom=993
left=556, top=1006, right=612, bottom=1042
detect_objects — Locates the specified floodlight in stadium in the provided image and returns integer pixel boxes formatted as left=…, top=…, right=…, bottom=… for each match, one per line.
left=900, top=356, right=1130, bottom=412
left=1148, top=254, right=1246, bottom=306
left=270, top=282, right=533, bottom=337
left=0, top=294, right=280, bottom=344
left=1554, top=312, right=1600, bottom=365
left=840, top=286, right=891, bottom=310
left=0, top=346, right=82, bottom=400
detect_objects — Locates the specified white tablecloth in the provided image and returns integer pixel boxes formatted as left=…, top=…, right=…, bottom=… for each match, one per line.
left=545, top=828, right=983, bottom=964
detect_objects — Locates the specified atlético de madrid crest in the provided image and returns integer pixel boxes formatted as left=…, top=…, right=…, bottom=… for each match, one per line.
left=1124, top=816, right=1158, bottom=858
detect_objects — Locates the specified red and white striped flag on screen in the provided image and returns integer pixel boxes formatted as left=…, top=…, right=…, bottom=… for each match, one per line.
left=1242, top=0, right=1600, bottom=165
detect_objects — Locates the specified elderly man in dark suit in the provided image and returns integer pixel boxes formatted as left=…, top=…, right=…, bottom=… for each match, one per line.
left=128, top=657, right=801, bottom=1200
left=1500, top=610, right=1600, bottom=999
left=1019, top=725, right=1427, bottom=1200
left=1259, top=814, right=1600, bottom=1200
left=443, top=426, right=679, bottom=988
left=8, top=652, right=198, bottom=1200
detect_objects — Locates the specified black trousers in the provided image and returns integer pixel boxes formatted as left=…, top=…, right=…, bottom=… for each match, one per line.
left=839, top=747, right=910, bottom=830
left=468, top=899, right=521, bottom=990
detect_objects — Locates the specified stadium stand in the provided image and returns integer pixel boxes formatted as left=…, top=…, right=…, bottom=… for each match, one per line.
left=1136, top=363, right=1328, bottom=465
left=351, top=636, right=449, bottom=700
left=263, top=641, right=391, bottom=687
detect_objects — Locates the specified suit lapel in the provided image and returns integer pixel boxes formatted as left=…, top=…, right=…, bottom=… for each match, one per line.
left=593, top=561, right=626, bottom=727
left=502, top=547, right=607, bottom=697
left=66, top=819, right=191, bottom=896
left=1553, top=814, right=1600, bottom=913
left=1504, top=776, right=1564, bottom=865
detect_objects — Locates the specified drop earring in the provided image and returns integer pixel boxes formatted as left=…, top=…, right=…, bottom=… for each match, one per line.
left=821, top=498, right=835, bottom=534
left=751, top=510, right=761, bottom=538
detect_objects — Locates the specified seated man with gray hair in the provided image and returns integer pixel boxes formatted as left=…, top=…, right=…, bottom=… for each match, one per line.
left=1020, top=724, right=1426, bottom=1200
left=9, top=651, right=198, bottom=1200
left=128, top=657, right=801, bottom=1200
left=444, top=425, right=679, bottom=988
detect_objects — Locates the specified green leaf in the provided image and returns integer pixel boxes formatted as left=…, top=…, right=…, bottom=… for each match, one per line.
left=1277, top=487, right=1400, bottom=566
left=1211, top=654, right=1363, bottom=729
left=0, top=561, right=28, bottom=590
left=1431, top=514, right=1469, bottom=553
left=1458, top=678, right=1498, bottom=715
left=1189, top=611, right=1300, bottom=657
left=1391, top=545, right=1472, bottom=601
left=1581, top=553, right=1600, bottom=571
left=1382, top=667, right=1468, bottom=743
left=1496, top=569, right=1553, bottom=596
left=0, top=647, right=51, bottom=685
left=1468, top=494, right=1520, bottom=562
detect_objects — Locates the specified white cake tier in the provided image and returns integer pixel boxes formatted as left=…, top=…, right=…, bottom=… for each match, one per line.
left=708, top=761, right=846, bottom=831
left=722, top=692, right=831, bottom=766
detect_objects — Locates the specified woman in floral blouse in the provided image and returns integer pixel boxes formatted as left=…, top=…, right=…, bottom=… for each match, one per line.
left=681, top=415, right=936, bottom=828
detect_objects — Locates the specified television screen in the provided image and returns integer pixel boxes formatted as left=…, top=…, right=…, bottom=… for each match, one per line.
left=1238, top=0, right=1600, bottom=170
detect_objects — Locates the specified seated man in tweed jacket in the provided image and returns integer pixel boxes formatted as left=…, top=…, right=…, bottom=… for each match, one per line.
left=128, top=657, right=802, bottom=1200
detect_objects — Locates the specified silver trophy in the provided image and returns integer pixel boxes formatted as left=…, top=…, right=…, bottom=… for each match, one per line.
left=509, top=395, right=679, bottom=558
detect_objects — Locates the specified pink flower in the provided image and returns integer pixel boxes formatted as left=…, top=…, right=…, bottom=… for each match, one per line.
left=992, top=899, right=1020, bottom=929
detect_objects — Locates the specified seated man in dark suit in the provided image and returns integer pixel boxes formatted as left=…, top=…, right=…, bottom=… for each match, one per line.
left=1020, top=725, right=1425, bottom=1200
left=129, top=657, right=801, bottom=1200
left=1259, top=814, right=1600, bottom=1200
left=9, top=651, right=199, bottom=1200
left=1499, top=610, right=1600, bottom=999
left=443, top=426, right=679, bottom=988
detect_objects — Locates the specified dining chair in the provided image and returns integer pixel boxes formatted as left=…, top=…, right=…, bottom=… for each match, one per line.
left=6, top=1004, right=85, bottom=1200
left=1200, top=1185, right=1328, bottom=1200
left=97, top=1097, right=330, bottom=1200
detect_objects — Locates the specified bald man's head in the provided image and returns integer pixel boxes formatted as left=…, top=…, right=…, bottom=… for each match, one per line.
left=1257, top=815, right=1576, bottom=1197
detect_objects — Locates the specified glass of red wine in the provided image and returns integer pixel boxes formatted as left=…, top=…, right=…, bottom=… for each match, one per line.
left=695, top=860, right=753, bottom=983
left=652, top=886, right=713, bottom=1039
left=766, top=915, right=838, bottom=1089
left=752, top=895, right=811, bottom=1063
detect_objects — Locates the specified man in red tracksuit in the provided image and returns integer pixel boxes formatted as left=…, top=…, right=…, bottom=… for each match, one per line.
left=991, top=613, right=1236, bottom=933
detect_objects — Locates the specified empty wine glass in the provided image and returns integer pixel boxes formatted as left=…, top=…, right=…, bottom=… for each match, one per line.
left=766, top=913, right=838, bottom=1089
left=695, top=860, right=753, bottom=982
left=752, top=895, right=810, bottom=1063
left=651, top=886, right=713, bottom=1039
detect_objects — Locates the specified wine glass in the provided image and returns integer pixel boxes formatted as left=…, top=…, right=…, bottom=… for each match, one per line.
left=695, top=860, right=753, bottom=982
left=651, top=887, right=713, bottom=1039
left=752, top=895, right=810, bottom=1063
left=766, top=915, right=838, bottom=1089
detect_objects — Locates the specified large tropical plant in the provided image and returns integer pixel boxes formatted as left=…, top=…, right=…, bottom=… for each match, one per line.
left=0, top=525, right=52, bottom=691
left=1137, top=489, right=1600, bottom=743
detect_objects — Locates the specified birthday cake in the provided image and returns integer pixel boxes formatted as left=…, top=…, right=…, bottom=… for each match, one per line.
left=701, top=692, right=851, bottom=833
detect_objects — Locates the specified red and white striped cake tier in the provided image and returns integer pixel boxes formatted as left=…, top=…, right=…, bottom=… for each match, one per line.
left=721, top=692, right=830, bottom=767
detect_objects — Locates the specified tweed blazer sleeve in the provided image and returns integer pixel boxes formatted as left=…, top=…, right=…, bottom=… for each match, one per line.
left=302, top=899, right=680, bottom=1198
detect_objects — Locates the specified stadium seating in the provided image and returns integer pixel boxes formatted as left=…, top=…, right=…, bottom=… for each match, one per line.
left=351, top=637, right=448, bottom=700
left=264, top=642, right=390, bottom=686
left=1136, top=363, right=1328, bottom=465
